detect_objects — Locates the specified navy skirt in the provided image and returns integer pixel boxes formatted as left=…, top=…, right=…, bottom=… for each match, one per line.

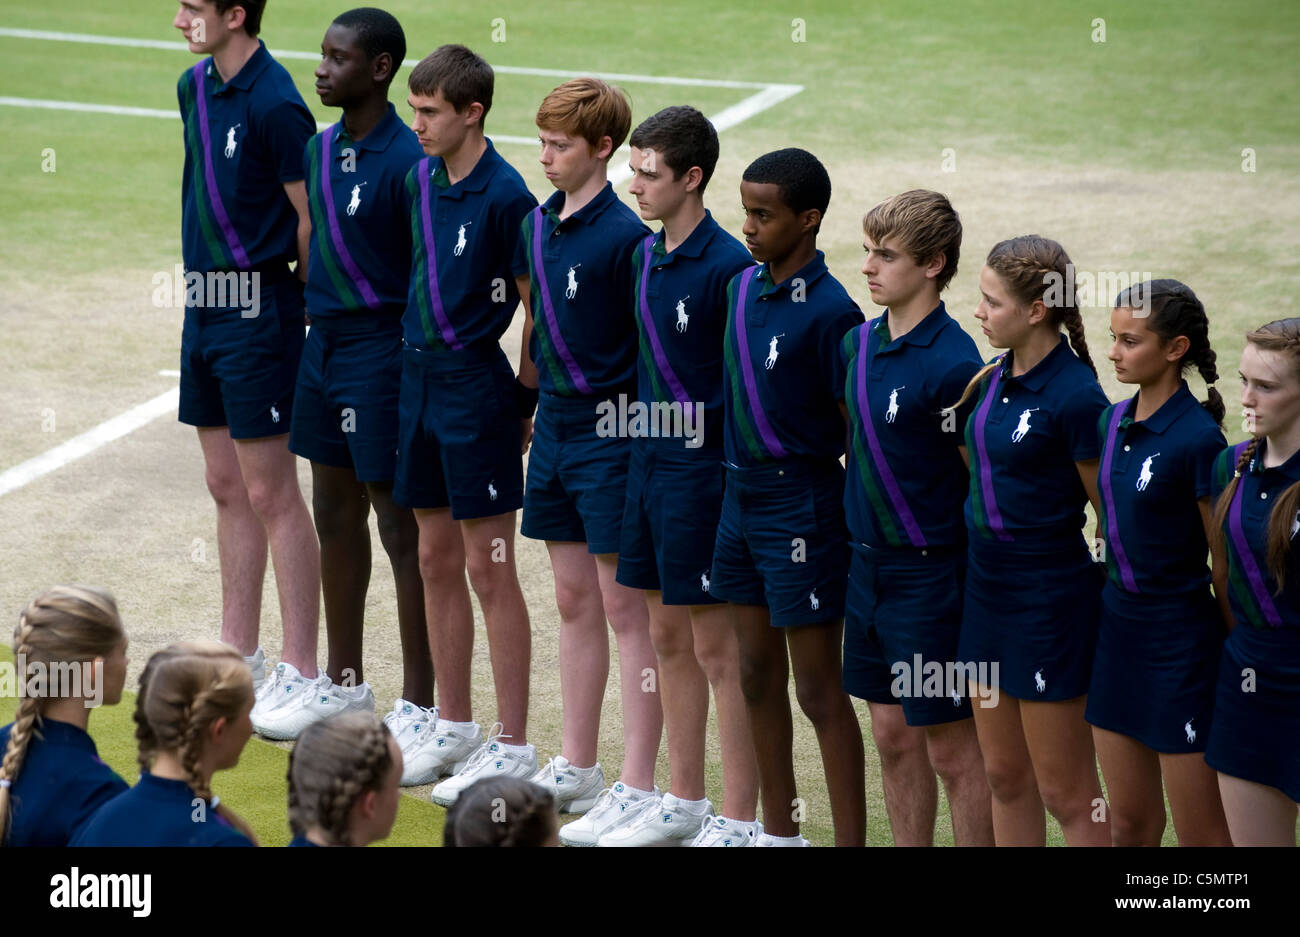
left=1086, top=584, right=1226, bottom=753
left=958, top=539, right=1104, bottom=701
left=1205, top=621, right=1300, bottom=803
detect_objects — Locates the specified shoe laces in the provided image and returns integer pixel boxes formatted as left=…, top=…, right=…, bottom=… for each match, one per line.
left=457, top=723, right=511, bottom=775
left=255, top=665, right=286, bottom=704
left=384, top=701, right=432, bottom=734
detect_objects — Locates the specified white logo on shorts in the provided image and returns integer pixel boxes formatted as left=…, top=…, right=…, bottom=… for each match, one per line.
left=270, top=405, right=281, bottom=424
left=1136, top=453, right=1160, bottom=491
left=488, top=482, right=498, bottom=501
left=566, top=265, right=582, bottom=299
left=1012, top=408, right=1040, bottom=443
left=700, top=571, right=710, bottom=593
left=886, top=386, right=905, bottom=424
left=1184, top=719, right=1196, bottom=744
left=224, top=124, right=240, bottom=158
left=809, top=590, right=819, bottom=611
left=1034, top=669, right=1046, bottom=693
left=676, top=296, right=690, bottom=333
left=455, top=222, right=472, bottom=256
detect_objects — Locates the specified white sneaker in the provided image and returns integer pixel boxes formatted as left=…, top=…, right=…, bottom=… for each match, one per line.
left=332, top=681, right=375, bottom=713
left=383, top=699, right=439, bottom=785
left=251, top=662, right=340, bottom=741
left=399, top=714, right=482, bottom=786
left=429, top=725, right=538, bottom=807
left=558, top=781, right=661, bottom=847
left=530, top=756, right=605, bottom=814
left=599, top=792, right=713, bottom=847
left=754, top=831, right=811, bottom=847
left=691, top=815, right=763, bottom=847
left=245, top=647, right=266, bottom=694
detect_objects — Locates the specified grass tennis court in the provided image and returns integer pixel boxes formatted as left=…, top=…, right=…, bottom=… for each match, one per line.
left=1, top=0, right=1296, bottom=846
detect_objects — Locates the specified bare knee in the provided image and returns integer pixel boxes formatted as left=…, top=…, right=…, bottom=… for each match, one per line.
left=983, top=757, right=1038, bottom=804
left=649, top=614, right=692, bottom=661
left=373, top=503, right=416, bottom=559
left=417, top=534, right=464, bottom=586
left=925, top=727, right=984, bottom=787
left=872, top=708, right=924, bottom=765
left=312, top=487, right=368, bottom=541
left=1109, top=804, right=1165, bottom=845
left=465, top=544, right=514, bottom=597
left=554, top=578, right=601, bottom=624
left=738, top=649, right=781, bottom=703
left=794, top=675, right=846, bottom=726
left=1038, top=777, right=1102, bottom=824
left=205, top=463, right=247, bottom=509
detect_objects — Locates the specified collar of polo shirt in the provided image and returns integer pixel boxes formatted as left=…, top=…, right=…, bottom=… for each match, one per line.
left=875, top=301, right=950, bottom=350
left=542, top=180, right=619, bottom=225
left=1118, top=381, right=1198, bottom=434
left=755, top=249, right=829, bottom=297
left=998, top=332, right=1076, bottom=390
left=208, top=39, right=272, bottom=95
left=337, top=103, right=405, bottom=154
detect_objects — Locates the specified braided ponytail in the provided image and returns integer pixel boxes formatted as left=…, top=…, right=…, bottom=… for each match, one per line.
left=288, top=711, right=394, bottom=846
left=0, top=586, right=124, bottom=845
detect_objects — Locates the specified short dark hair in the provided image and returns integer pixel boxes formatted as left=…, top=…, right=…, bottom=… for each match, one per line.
left=742, top=148, right=831, bottom=227
left=331, top=7, right=406, bottom=85
left=408, top=44, right=494, bottom=129
left=213, top=0, right=266, bottom=37
left=629, top=106, right=720, bottom=193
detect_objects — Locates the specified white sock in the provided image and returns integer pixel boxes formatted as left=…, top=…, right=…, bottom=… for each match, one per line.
left=499, top=742, right=533, bottom=755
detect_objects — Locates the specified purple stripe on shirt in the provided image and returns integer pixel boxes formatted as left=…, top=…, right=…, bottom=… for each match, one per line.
left=190, top=61, right=250, bottom=269
left=530, top=206, right=592, bottom=395
left=1099, top=403, right=1140, bottom=591
left=1227, top=445, right=1285, bottom=627
left=636, top=236, right=690, bottom=405
left=319, top=125, right=381, bottom=310
left=855, top=320, right=926, bottom=546
left=972, top=363, right=1014, bottom=541
left=733, top=267, right=786, bottom=460
left=417, top=158, right=463, bottom=350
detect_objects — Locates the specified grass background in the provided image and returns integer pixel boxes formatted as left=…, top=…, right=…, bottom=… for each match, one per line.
left=0, top=1, right=1297, bottom=846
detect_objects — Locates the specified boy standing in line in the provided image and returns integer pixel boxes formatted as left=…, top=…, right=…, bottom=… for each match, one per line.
left=710, top=148, right=866, bottom=846
left=172, top=0, right=322, bottom=707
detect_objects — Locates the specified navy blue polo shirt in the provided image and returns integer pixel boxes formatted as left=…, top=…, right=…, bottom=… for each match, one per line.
left=841, top=303, right=982, bottom=548
left=72, top=772, right=254, bottom=847
left=522, top=183, right=650, bottom=397
left=963, top=334, right=1110, bottom=548
left=722, top=251, right=864, bottom=467
left=288, top=833, right=320, bottom=847
left=404, top=140, right=538, bottom=353
left=631, top=211, right=754, bottom=451
left=304, top=105, right=423, bottom=327
left=0, top=718, right=127, bottom=847
left=177, top=41, right=315, bottom=273
left=1211, top=440, right=1300, bottom=629
left=1096, top=383, right=1225, bottom=595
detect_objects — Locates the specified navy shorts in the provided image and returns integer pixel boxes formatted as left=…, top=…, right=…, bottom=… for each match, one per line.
left=392, top=342, right=523, bottom=519
left=709, top=459, right=850, bottom=627
left=521, top=393, right=630, bottom=554
left=1086, top=584, right=1225, bottom=754
left=178, top=272, right=305, bottom=439
left=843, top=544, right=973, bottom=725
left=1205, top=621, right=1300, bottom=802
left=616, top=443, right=726, bottom=606
left=958, top=540, right=1104, bottom=702
left=288, top=320, right=402, bottom=483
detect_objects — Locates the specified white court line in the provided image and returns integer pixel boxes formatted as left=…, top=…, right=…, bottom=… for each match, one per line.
left=0, top=28, right=789, bottom=90
left=0, top=388, right=178, bottom=498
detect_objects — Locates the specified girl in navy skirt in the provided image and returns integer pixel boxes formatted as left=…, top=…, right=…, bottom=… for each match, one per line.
left=1206, top=317, right=1300, bottom=846
left=0, top=586, right=129, bottom=846
left=951, top=236, right=1110, bottom=846
left=286, top=711, right=403, bottom=846
left=75, top=641, right=258, bottom=846
left=1087, top=281, right=1231, bottom=846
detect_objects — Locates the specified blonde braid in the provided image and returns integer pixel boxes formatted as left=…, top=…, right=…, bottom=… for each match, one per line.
left=0, top=616, right=42, bottom=844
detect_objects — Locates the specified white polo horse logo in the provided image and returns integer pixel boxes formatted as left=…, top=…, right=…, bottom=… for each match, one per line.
left=488, top=482, right=498, bottom=501
left=1136, top=453, right=1160, bottom=491
left=700, top=571, right=710, bottom=593
left=1012, top=408, right=1040, bottom=443
left=224, top=124, right=241, bottom=158
left=566, top=264, right=582, bottom=299
left=346, top=182, right=366, bottom=216
left=455, top=222, right=472, bottom=256
left=886, top=387, right=905, bottom=423
left=809, top=590, right=819, bottom=611
left=1034, top=669, right=1046, bottom=693
left=1184, top=719, right=1196, bottom=744
left=675, top=296, right=690, bottom=333
left=765, top=334, right=785, bottom=370
left=951, top=687, right=962, bottom=707
left=270, top=405, right=281, bottom=424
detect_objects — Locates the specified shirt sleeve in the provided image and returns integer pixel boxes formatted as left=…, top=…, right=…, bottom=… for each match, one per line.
left=1059, top=379, right=1111, bottom=461
left=500, top=187, right=539, bottom=279
left=514, top=209, right=535, bottom=284
left=937, top=356, right=983, bottom=434
left=260, top=98, right=315, bottom=184
left=66, top=767, right=130, bottom=844
left=824, top=302, right=866, bottom=402
left=1209, top=444, right=1235, bottom=501
left=1188, top=423, right=1229, bottom=499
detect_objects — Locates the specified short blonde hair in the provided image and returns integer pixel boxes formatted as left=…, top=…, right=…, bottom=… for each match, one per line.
left=536, top=78, right=632, bottom=155
left=863, top=190, right=962, bottom=293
